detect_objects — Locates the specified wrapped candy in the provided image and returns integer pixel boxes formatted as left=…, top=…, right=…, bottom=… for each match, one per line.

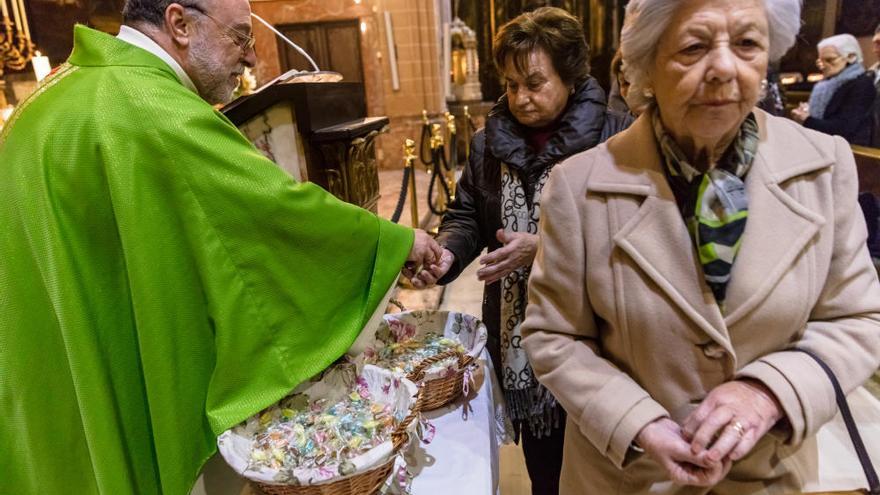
left=367, top=331, right=465, bottom=375
left=247, top=383, right=396, bottom=477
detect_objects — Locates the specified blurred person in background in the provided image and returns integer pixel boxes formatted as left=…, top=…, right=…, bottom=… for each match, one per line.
left=791, top=33, right=875, bottom=146
left=602, top=49, right=638, bottom=142
left=869, top=24, right=880, bottom=147
left=756, top=63, right=785, bottom=116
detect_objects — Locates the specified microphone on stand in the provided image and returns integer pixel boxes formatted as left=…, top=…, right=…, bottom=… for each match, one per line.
left=250, top=12, right=343, bottom=91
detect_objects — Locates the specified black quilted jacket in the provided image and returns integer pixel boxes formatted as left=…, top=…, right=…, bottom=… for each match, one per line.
left=436, top=77, right=607, bottom=379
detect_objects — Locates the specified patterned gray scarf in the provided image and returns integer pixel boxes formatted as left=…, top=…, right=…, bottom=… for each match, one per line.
left=652, top=111, right=759, bottom=309
left=499, top=163, right=558, bottom=438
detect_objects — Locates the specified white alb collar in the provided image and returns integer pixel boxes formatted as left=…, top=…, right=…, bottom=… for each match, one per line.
left=117, top=25, right=198, bottom=94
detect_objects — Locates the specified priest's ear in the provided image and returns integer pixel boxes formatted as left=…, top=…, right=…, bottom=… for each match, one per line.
left=165, top=2, right=195, bottom=48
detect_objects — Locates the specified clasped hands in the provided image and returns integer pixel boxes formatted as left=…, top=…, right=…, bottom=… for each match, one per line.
left=636, top=379, right=784, bottom=487
left=401, top=229, right=443, bottom=287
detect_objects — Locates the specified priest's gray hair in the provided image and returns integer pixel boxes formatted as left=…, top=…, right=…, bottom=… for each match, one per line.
left=123, top=0, right=178, bottom=26
left=620, top=0, right=802, bottom=110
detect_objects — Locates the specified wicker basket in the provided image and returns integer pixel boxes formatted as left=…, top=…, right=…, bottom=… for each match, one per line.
left=407, top=348, right=476, bottom=411
left=357, top=310, right=486, bottom=412
left=256, top=458, right=394, bottom=495
left=255, top=397, right=418, bottom=495
left=218, top=366, right=420, bottom=495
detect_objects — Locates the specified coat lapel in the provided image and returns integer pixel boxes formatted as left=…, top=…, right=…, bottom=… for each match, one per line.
left=723, top=113, right=831, bottom=327
left=586, top=111, right=832, bottom=350
left=588, top=116, right=731, bottom=349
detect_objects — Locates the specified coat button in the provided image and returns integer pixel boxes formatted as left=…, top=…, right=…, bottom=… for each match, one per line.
left=700, top=342, right=727, bottom=359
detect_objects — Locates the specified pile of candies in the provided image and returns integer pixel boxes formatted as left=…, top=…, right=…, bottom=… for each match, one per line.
left=247, top=378, right=395, bottom=476
left=369, top=332, right=465, bottom=375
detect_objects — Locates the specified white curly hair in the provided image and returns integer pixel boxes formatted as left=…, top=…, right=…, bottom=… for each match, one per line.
left=817, top=33, right=863, bottom=65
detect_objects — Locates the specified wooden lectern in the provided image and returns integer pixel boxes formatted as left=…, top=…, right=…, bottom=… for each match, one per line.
left=221, top=81, right=388, bottom=212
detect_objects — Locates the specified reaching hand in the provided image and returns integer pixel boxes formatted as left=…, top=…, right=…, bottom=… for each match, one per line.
left=681, top=379, right=784, bottom=463
left=408, top=248, right=455, bottom=289
left=402, top=229, right=442, bottom=287
left=476, top=229, right=539, bottom=284
left=636, top=418, right=731, bottom=487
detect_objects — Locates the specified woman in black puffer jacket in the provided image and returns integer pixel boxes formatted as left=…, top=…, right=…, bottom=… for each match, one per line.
left=415, top=7, right=606, bottom=495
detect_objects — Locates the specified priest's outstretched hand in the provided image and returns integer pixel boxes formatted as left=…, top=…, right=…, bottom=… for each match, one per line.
left=402, top=229, right=442, bottom=287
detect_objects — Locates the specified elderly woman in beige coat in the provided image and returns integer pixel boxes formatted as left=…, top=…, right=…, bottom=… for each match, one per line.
left=521, top=0, right=880, bottom=493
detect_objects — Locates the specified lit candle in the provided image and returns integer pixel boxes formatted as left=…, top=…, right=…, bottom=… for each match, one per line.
left=32, top=51, right=51, bottom=81
left=16, top=0, right=29, bottom=40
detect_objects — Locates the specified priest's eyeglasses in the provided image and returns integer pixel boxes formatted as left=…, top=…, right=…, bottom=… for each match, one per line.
left=180, top=3, right=256, bottom=54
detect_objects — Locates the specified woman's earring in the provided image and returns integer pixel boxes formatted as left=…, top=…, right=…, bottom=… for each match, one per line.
left=643, top=87, right=654, bottom=98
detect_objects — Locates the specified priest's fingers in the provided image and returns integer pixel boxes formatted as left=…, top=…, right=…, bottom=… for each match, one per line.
left=409, top=229, right=437, bottom=265
left=401, top=264, right=416, bottom=279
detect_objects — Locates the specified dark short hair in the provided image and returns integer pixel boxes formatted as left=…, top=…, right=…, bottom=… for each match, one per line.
left=875, top=23, right=880, bottom=35
left=492, top=7, right=591, bottom=87
left=123, top=0, right=177, bottom=26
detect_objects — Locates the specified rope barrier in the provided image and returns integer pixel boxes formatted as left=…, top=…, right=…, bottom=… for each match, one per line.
left=427, top=147, right=452, bottom=216
left=390, top=164, right=411, bottom=224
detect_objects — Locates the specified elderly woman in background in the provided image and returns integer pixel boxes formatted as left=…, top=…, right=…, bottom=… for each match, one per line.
left=415, top=7, right=606, bottom=494
left=791, top=34, right=875, bottom=146
left=522, top=0, right=880, bottom=493
left=602, top=50, right=638, bottom=142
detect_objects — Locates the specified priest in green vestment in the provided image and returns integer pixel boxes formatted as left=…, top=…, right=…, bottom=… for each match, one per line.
left=0, top=0, right=440, bottom=492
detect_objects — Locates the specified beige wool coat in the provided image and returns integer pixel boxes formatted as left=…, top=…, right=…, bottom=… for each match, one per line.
left=521, top=109, right=880, bottom=494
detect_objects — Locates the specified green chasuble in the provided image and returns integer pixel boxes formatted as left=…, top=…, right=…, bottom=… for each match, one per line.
left=0, top=25, right=412, bottom=494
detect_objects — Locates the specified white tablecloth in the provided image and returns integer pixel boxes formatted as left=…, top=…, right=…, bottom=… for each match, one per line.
left=383, top=350, right=508, bottom=495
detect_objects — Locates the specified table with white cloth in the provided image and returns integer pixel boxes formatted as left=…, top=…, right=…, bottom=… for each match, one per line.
left=192, top=350, right=508, bottom=495
left=383, top=350, right=508, bottom=495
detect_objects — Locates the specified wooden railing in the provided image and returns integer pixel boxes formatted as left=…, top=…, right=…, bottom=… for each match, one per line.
left=851, top=145, right=880, bottom=196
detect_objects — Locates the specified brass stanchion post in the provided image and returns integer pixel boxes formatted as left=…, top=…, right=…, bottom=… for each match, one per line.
left=444, top=112, right=457, bottom=201
left=430, top=123, right=447, bottom=214
left=463, top=105, right=472, bottom=159
left=403, top=139, right=419, bottom=228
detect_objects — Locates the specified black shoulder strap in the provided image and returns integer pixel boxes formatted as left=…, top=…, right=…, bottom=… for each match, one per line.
left=790, top=348, right=880, bottom=495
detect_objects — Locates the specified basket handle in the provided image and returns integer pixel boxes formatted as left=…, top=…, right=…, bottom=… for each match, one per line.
left=392, top=388, right=422, bottom=451
left=406, top=348, right=462, bottom=382
left=460, top=352, right=476, bottom=368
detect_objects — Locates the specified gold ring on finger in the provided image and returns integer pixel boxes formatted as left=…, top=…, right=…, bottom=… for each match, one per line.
left=730, top=420, right=746, bottom=437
